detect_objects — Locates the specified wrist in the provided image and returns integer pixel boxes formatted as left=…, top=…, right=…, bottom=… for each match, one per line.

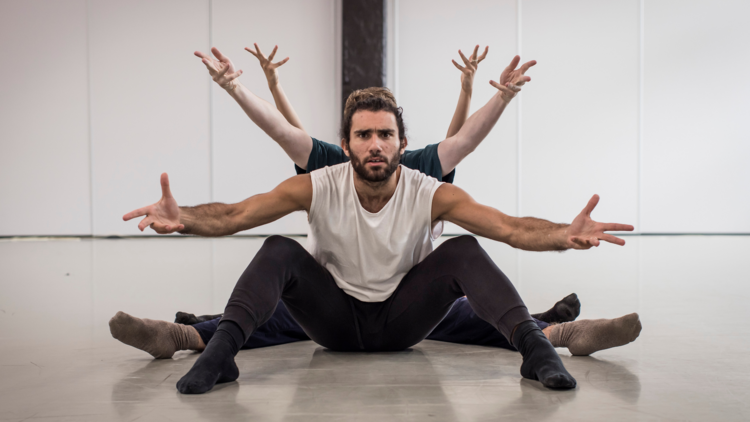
left=223, top=80, right=241, bottom=93
left=559, top=226, right=572, bottom=250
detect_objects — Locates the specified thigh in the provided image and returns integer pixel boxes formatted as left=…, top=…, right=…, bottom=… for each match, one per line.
left=223, top=236, right=361, bottom=351
left=270, top=238, right=362, bottom=351
left=379, top=236, right=530, bottom=350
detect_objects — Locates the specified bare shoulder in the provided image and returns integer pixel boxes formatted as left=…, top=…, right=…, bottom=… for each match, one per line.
left=432, top=183, right=473, bottom=221
left=276, top=174, right=313, bottom=211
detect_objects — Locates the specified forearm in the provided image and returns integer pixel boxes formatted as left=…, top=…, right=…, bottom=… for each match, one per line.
left=269, top=82, right=306, bottom=131
left=445, top=88, right=471, bottom=138
left=504, top=217, right=570, bottom=251
left=227, top=83, right=312, bottom=168
left=438, top=91, right=510, bottom=174
left=454, top=91, right=509, bottom=152
left=178, top=203, right=245, bottom=237
left=227, top=83, right=296, bottom=140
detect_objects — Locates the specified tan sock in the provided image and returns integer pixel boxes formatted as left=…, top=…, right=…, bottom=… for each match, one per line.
left=109, top=311, right=204, bottom=359
left=548, top=313, right=642, bottom=356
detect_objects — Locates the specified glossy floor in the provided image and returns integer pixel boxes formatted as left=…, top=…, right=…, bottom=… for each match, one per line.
left=1, top=235, right=748, bottom=421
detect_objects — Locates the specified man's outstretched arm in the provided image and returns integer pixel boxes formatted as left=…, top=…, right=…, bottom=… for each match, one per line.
left=122, top=173, right=312, bottom=237
left=432, top=183, right=634, bottom=251
left=195, top=47, right=312, bottom=169
left=437, top=55, right=536, bottom=175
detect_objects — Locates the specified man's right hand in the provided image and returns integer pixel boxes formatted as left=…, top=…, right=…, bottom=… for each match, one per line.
left=194, top=47, right=244, bottom=91
left=246, top=43, right=289, bottom=88
left=123, top=173, right=184, bottom=234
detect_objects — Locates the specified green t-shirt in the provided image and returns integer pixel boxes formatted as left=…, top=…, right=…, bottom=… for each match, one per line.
left=294, top=138, right=456, bottom=183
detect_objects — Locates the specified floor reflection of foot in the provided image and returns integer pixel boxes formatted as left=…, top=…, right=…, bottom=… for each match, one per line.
left=563, top=355, right=642, bottom=405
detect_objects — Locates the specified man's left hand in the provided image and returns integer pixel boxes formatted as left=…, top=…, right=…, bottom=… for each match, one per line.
left=566, top=195, right=635, bottom=249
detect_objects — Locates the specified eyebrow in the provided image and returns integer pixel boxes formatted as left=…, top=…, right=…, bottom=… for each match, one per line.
left=354, top=128, right=396, bottom=135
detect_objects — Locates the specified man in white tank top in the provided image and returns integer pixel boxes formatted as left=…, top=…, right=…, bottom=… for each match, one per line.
left=125, top=57, right=634, bottom=394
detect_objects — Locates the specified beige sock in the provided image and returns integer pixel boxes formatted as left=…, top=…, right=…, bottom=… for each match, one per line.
left=109, top=311, right=204, bottom=359
left=548, top=313, right=642, bottom=356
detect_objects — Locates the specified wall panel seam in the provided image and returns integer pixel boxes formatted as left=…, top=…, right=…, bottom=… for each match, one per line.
left=86, top=0, right=94, bottom=236
left=638, top=0, right=644, bottom=234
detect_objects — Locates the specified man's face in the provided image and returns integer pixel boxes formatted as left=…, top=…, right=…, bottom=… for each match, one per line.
left=343, top=110, right=406, bottom=183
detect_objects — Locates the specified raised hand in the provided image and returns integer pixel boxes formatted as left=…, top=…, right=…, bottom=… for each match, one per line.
left=122, top=173, right=184, bottom=234
left=194, top=47, right=243, bottom=91
left=566, top=195, right=634, bottom=249
left=451, top=45, right=489, bottom=93
left=245, top=43, right=289, bottom=88
left=489, top=55, right=537, bottom=102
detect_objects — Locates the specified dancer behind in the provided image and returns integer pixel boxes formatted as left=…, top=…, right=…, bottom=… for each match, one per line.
left=123, top=50, right=635, bottom=394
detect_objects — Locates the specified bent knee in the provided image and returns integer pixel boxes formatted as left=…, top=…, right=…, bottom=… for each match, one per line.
left=440, top=235, right=481, bottom=254
left=260, top=235, right=306, bottom=258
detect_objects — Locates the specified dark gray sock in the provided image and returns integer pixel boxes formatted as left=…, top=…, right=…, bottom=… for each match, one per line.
left=513, top=320, right=577, bottom=390
left=175, top=312, right=225, bottom=325
left=531, top=293, right=581, bottom=323
left=176, top=321, right=244, bottom=394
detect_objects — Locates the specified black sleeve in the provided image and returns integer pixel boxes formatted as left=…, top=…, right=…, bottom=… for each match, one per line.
left=294, top=137, right=351, bottom=174
left=400, top=143, right=456, bottom=184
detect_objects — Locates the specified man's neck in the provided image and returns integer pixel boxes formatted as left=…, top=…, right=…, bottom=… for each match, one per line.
left=353, top=165, right=402, bottom=213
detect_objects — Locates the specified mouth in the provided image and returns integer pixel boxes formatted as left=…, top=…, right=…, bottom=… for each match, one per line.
left=366, top=157, right=386, bottom=166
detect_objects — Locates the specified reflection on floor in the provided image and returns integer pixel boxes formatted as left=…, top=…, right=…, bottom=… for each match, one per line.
left=0, top=235, right=748, bottom=421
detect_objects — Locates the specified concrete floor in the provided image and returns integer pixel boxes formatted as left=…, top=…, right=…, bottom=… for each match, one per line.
left=1, top=235, right=749, bottom=421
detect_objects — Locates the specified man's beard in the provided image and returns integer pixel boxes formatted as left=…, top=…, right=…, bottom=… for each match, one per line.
left=350, top=148, right=402, bottom=184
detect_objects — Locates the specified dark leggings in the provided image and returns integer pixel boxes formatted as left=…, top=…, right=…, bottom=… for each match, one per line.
left=219, top=235, right=533, bottom=352
left=193, top=298, right=549, bottom=352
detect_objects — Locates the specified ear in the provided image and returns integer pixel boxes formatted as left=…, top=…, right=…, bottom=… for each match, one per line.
left=341, top=138, right=350, bottom=157
left=400, top=137, right=408, bottom=155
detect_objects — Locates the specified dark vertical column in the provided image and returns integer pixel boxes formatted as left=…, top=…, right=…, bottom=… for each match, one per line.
left=342, top=0, right=386, bottom=112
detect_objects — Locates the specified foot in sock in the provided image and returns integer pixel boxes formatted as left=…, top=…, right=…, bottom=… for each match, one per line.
left=176, top=321, right=244, bottom=394
left=109, top=311, right=204, bottom=359
left=531, top=293, right=581, bottom=323
left=548, top=313, right=642, bottom=356
left=513, top=320, right=577, bottom=389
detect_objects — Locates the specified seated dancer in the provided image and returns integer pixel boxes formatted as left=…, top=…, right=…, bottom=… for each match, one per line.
left=122, top=46, right=635, bottom=393
left=111, top=45, right=640, bottom=362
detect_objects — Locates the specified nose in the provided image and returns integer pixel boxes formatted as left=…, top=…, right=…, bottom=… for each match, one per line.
left=367, top=136, right=385, bottom=155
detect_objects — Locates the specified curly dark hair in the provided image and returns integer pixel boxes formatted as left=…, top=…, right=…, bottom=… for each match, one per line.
left=339, top=87, right=406, bottom=145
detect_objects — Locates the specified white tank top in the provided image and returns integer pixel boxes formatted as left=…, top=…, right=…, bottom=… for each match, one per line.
left=307, top=162, right=444, bottom=302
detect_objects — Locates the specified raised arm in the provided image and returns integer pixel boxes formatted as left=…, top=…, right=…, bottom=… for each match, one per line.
left=432, top=183, right=634, bottom=251
left=194, top=47, right=312, bottom=169
left=445, top=45, right=488, bottom=138
left=437, top=55, right=535, bottom=175
left=122, top=173, right=312, bottom=237
left=246, top=43, right=306, bottom=132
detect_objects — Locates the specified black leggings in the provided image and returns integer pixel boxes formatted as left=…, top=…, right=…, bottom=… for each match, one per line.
left=221, top=235, right=532, bottom=352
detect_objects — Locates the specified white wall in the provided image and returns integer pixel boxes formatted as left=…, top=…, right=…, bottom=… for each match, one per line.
left=1, top=0, right=748, bottom=236
left=0, top=0, right=91, bottom=236
left=0, top=0, right=339, bottom=237
left=89, top=0, right=212, bottom=235
left=640, top=0, right=750, bottom=233
left=397, top=0, right=519, bottom=235
left=394, top=0, right=749, bottom=234
left=211, top=0, right=339, bottom=235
